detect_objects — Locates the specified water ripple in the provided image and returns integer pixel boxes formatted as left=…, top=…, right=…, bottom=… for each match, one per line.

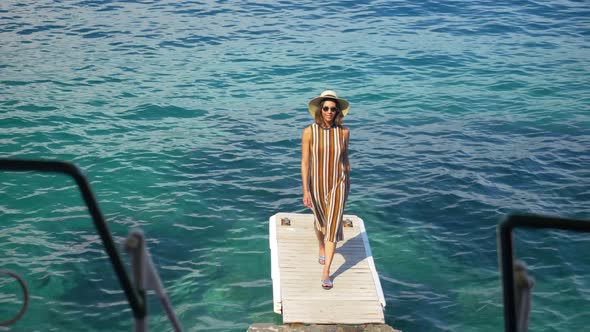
left=1, top=0, right=589, bottom=331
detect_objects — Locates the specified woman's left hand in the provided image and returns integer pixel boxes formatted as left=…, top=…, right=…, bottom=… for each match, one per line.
left=303, top=191, right=312, bottom=208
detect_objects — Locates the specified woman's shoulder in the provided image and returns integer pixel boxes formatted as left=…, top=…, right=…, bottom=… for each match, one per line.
left=339, top=125, right=350, bottom=134
left=302, top=124, right=313, bottom=138
left=303, top=123, right=316, bottom=131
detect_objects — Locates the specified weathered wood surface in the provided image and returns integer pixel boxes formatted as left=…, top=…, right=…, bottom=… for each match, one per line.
left=270, top=213, right=386, bottom=325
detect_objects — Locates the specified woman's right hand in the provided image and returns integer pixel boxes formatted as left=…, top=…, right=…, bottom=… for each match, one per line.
left=303, top=191, right=312, bottom=208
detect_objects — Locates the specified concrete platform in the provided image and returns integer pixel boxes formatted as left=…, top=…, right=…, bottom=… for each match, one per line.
left=248, top=323, right=401, bottom=332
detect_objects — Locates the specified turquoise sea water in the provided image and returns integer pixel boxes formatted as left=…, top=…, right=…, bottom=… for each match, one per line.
left=1, top=0, right=589, bottom=331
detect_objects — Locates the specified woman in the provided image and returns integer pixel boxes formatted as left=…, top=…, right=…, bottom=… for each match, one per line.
left=301, top=90, right=351, bottom=290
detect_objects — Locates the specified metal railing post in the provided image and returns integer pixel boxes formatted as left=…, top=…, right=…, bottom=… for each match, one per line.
left=0, top=159, right=147, bottom=320
left=498, top=214, right=590, bottom=332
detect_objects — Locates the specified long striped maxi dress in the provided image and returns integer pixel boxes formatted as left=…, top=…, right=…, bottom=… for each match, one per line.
left=309, top=122, right=350, bottom=243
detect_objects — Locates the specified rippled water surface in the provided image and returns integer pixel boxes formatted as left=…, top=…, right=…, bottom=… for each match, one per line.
left=1, top=0, right=589, bottom=331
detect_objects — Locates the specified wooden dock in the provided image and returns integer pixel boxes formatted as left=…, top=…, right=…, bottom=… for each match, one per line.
left=269, top=213, right=386, bottom=324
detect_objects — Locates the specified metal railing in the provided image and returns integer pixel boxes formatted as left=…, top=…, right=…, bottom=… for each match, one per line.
left=0, top=159, right=146, bottom=321
left=0, top=159, right=182, bottom=331
left=498, top=213, right=590, bottom=332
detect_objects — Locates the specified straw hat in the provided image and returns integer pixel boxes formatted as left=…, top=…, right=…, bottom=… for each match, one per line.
left=308, top=90, right=350, bottom=118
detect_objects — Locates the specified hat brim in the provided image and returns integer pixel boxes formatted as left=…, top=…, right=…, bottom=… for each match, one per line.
left=308, top=96, right=350, bottom=118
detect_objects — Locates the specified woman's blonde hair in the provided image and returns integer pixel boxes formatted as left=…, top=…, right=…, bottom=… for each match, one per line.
left=314, top=99, right=344, bottom=126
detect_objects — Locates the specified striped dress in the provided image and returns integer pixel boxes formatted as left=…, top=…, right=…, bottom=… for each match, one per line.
left=309, top=122, right=350, bottom=243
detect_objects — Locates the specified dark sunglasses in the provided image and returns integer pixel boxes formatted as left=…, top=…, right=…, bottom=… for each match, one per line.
left=322, top=106, right=338, bottom=113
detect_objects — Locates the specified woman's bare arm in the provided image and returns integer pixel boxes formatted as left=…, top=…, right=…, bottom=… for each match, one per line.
left=301, top=126, right=312, bottom=208
left=343, top=127, right=350, bottom=174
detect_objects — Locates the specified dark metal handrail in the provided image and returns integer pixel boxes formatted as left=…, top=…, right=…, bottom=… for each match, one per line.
left=0, top=159, right=146, bottom=320
left=498, top=213, right=590, bottom=332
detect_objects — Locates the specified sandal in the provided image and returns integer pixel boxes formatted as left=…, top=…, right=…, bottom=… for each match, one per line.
left=321, top=279, right=333, bottom=290
left=318, top=255, right=325, bottom=265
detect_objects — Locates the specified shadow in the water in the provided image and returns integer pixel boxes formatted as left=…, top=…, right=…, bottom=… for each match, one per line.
left=330, top=231, right=368, bottom=280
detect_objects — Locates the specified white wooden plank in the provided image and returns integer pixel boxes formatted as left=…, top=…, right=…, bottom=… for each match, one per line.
left=357, top=216, right=387, bottom=309
left=281, top=289, right=378, bottom=299
left=283, top=299, right=384, bottom=324
left=270, top=213, right=387, bottom=324
left=269, top=214, right=281, bottom=314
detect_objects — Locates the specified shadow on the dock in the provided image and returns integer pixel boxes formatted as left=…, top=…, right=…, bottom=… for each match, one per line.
left=331, top=231, right=367, bottom=280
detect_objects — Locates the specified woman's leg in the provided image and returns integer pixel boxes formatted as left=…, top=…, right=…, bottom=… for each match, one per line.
left=322, top=240, right=336, bottom=281
left=314, top=226, right=325, bottom=263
